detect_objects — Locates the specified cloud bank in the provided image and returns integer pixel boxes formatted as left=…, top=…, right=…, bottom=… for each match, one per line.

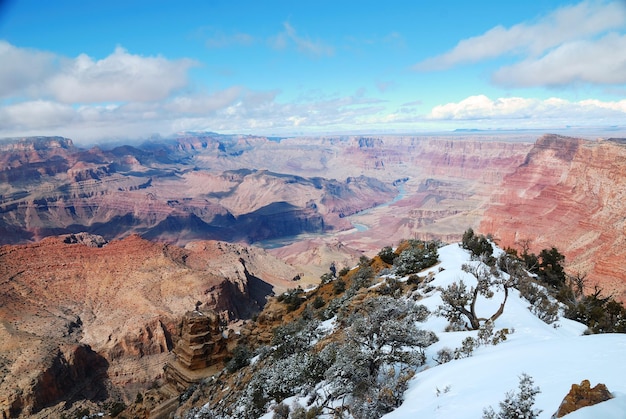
left=0, top=42, right=196, bottom=103
left=414, top=1, right=626, bottom=87
left=428, top=94, right=626, bottom=123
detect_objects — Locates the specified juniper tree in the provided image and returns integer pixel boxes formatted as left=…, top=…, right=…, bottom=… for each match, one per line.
left=323, top=296, right=438, bottom=418
left=438, top=263, right=512, bottom=330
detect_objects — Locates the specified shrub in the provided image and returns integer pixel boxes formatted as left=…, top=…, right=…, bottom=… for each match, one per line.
left=393, top=240, right=439, bottom=276
left=350, top=265, right=374, bottom=290
left=483, top=373, right=542, bottom=419
left=378, top=246, right=397, bottom=264
left=226, top=344, right=252, bottom=373
left=272, top=402, right=290, bottom=419
left=333, top=279, right=346, bottom=295
left=461, top=228, right=494, bottom=263
left=376, top=277, right=401, bottom=296
left=338, top=266, right=350, bottom=277
left=537, top=247, right=566, bottom=288
left=434, top=347, right=454, bottom=364
left=516, top=276, right=560, bottom=324
left=454, top=336, right=476, bottom=359
left=407, top=274, right=422, bottom=285
left=277, top=287, right=306, bottom=312
left=312, top=295, right=325, bottom=309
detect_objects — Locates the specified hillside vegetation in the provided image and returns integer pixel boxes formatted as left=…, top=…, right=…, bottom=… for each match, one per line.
left=170, top=232, right=626, bottom=419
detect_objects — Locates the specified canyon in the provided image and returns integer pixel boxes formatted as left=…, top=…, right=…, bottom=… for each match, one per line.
left=1, top=132, right=626, bottom=416
left=2, top=132, right=624, bottom=294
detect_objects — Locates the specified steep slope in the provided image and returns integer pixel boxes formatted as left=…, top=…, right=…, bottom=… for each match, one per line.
left=173, top=242, right=626, bottom=419
left=384, top=244, right=626, bottom=419
left=480, top=135, right=626, bottom=301
left=0, top=234, right=298, bottom=417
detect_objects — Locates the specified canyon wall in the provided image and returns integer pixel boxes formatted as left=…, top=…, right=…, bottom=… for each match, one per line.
left=480, top=135, right=626, bottom=301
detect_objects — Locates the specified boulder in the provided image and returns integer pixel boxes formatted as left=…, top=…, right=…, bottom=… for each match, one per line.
left=553, top=379, right=613, bottom=418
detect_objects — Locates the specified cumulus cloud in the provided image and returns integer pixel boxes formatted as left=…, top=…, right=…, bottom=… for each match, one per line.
left=0, top=41, right=57, bottom=97
left=427, top=95, right=626, bottom=123
left=164, top=87, right=243, bottom=114
left=415, top=1, right=626, bottom=71
left=270, top=22, right=334, bottom=57
left=0, top=86, right=392, bottom=141
left=46, top=47, right=196, bottom=103
left=0, top=100, right=76, bottom=129
left=0, top=42, right=196, bottom=103
left=492, top=33, right=626, bottom=86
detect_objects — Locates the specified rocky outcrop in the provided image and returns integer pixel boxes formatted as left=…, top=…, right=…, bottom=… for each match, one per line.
left=171, top=310, right=224, bottom=371
left=480, top=135, right=626, bottom=301
left=553, top=380, right=613, bottom=418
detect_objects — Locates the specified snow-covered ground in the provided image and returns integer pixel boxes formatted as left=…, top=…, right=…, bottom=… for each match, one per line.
left=256, top=243, right=626, bottom=419
left=383, top=244, right=626, bottom=419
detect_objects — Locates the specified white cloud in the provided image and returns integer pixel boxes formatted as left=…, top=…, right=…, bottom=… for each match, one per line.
left=0, top=41, right=57, bottom=97
left=164, top=87, right=243, bottom=114
left=0, top=42, right=196, bottom=103
left=0, top=100, right=76, bottom=129
left=492, top=33, right=626, bottom=86
left=427, top=95, right=626, bottom=123
left=414, top=0, right=626, bottom=71
left=270, top=22, right=334, bottom=57
left=46, top=46, right=196, bottom=103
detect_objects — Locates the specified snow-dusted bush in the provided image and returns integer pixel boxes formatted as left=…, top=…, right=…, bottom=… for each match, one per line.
left=483, top=373, right=542, bottom=419
left=271, top=318, right=321, bottom=359
left=434, top=347, right=455, bottom=364
left=225, top=344, right=251, bottom=373
left=322, top=296, right=438, bottom=418
left=277, top=286, right=307, bottom=312
left=517, top=277, right=560, bottom=324
left=378, top=246, right=397, bottom=264
left=392, top=240, right=439, bottom=276
left=462, top=228, right=494, bottom=263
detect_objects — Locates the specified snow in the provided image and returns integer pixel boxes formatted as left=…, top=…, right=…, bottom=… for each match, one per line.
left=383, top=243, right=626, bottom=419
left=255, top=243, right=626, bottom=419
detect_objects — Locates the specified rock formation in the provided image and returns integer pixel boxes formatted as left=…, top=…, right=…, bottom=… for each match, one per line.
left=172, top=310, right=224, bottom=371
left=553, top=379, right=613, bottom=417
left=0, top=136, right=396, bottom=246
left=164, top=310, right=227, bottom=392
left=3, top=133, right=626, bottom=301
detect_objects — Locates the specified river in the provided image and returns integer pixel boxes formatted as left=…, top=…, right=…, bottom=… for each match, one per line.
left=256, top=183, right=406, bottom=249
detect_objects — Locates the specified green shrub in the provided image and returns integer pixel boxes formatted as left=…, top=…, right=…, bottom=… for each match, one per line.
left=226, top=344, right=252, bottom=373
left=378, top=246, right=397, bottom=264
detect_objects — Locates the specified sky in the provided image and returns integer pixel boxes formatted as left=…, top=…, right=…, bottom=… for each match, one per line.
left=0, top=0, right=625, bottom=143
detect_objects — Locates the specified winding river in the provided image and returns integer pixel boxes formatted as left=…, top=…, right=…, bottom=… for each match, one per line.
left=257, top=183, right=406, bottom=249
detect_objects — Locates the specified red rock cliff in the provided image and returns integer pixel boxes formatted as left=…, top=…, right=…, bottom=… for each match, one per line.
left=480, top=135, right=626, bottom=301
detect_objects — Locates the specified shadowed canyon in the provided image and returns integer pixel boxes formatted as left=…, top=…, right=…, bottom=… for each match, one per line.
left=1, top=132, right=626, bottom=417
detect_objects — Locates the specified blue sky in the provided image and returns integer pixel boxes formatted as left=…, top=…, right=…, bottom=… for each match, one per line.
left=0, top=0, right=625, bottom=142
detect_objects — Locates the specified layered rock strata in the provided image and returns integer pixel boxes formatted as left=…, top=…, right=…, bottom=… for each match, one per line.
left=480, top=135, right=626, bottom=301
